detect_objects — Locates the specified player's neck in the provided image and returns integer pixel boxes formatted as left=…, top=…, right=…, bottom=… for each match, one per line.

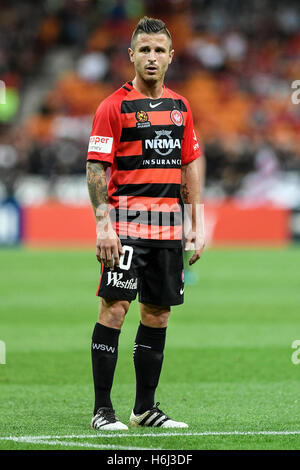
left=132, top=76, right=164, bottom=99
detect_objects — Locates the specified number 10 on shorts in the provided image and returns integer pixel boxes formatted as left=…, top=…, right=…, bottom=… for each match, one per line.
left=119, top=245, right=133, bottom=270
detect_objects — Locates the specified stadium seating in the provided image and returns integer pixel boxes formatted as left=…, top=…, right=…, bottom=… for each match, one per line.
left=0, top=0, right=300, bottom=206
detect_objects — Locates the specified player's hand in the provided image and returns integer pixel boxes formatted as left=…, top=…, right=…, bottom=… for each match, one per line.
left=96, top=217, right=124, bottom=270
left=185, top=234, right=205, bottom=265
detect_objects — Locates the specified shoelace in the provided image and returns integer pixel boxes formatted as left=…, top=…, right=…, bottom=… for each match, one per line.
left=97, top=407, right=117, bottom=423
left=150, top=402, right=170, bottom=419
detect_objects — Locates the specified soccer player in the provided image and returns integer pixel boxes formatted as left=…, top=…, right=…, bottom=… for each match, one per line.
left=86, top=16, right=205, bottom=431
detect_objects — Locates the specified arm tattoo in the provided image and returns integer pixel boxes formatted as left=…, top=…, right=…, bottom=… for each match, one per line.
left=181, top=182, right=190, bottom=203
left=86, top=161, right=109, bottom=221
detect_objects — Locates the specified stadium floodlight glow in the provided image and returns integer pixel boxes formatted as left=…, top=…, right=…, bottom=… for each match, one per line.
left=0, top=80, right=6, bottom=104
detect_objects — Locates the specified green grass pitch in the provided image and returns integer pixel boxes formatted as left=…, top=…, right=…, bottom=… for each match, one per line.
left=0, top=245, right=300, bottom=450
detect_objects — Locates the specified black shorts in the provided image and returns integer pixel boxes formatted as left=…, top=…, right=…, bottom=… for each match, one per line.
left=97, top=244, right=184, bottom=306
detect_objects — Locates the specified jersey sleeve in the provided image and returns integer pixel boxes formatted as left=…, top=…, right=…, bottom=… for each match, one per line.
left=181, top=99, right=202, bottom=165
left=87, top=96, right=122, bottom=165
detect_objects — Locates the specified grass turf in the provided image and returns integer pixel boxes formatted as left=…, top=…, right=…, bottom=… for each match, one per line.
left=0, top=246, right=300, bottom=450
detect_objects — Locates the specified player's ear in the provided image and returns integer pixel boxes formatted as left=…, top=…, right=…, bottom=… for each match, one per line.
left=128, top=48, right=135, bottom=63
left=169, top=49, right=174, bottom=64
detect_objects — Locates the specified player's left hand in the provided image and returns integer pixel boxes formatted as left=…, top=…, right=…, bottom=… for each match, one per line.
left=185, top=235, right=205, bottom=265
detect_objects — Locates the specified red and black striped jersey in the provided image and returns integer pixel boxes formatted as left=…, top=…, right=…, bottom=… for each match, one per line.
left=87, top=81, right=202, bottom=247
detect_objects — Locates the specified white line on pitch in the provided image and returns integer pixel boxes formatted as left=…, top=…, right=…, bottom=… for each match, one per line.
left=1, top=436, right=151, bottom=450
left=1, top=430, right=300, bottom=441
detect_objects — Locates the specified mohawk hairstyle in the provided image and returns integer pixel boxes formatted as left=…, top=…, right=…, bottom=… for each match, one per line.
left=131, top=16, right=172, bottom=50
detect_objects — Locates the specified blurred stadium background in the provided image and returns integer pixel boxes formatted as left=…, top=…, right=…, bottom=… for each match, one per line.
left=1, top=0, right=300, bottom=247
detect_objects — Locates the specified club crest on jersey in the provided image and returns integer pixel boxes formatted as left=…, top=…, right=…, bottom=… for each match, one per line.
left=170, top=109, right=183, bottom=126
left=136, top=110, right=151, bottom=128
left=145, top=130, right=181, bottom=156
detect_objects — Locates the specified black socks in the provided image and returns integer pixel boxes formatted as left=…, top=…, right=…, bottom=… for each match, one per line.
left=133, top=322, right=167, bottom=415
left=91, top=321, right=167, bottom=416
left=91, top=322, right=120, bottom=415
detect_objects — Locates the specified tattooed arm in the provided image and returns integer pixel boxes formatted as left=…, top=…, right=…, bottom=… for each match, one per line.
left=86, top=161, right=123, bottom=269
left=181, top=158, right=205, bottom=265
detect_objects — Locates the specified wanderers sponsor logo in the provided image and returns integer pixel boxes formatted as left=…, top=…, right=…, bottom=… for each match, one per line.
left=145, top=130, right=181, bottom=156
left=106, top=272, right=137, bottom=289
left=192, top=129, right=199, bottom=151
left=88, top=135, right=113, bottom=153
left=92, top=343, right=116, bottom=353
left=142, top=158, right=181, bottom=167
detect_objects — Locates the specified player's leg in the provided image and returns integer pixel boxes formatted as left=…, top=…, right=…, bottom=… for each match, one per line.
left=133, top=302, right=169, bottom=414
left=130, top=247, right=187, bottom=428
left=131, top=303, right=187, bottom=428
left=91, top=298, right=130, bottom=431
left=91, top=245, right=139, bottom=430
left=92, top=298, right=129, bottom=411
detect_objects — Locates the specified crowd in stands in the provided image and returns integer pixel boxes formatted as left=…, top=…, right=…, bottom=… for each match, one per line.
left=0, top=0, right=300, bottom=205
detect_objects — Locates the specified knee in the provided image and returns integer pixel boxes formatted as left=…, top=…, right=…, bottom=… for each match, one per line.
left=98, top=298, right=130, bottom=330
left=140, top=303, right=170, bottom=328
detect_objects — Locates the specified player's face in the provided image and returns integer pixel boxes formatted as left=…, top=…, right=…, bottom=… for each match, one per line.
left=129, top=33, right=174, bottom=84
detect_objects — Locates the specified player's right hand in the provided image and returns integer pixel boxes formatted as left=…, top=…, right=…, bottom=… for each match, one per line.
left=96, top=218, right=124, bottom=270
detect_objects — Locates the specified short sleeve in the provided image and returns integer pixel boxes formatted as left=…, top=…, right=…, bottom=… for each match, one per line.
left=181, top=100, right=202, bottom=165
left=87, top=96, right=122, bottom=165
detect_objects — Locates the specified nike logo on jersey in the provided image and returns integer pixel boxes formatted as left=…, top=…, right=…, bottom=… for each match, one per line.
left=149, top=102, right=163, bottom=108
left=180, top=288, right=184, bottom=295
